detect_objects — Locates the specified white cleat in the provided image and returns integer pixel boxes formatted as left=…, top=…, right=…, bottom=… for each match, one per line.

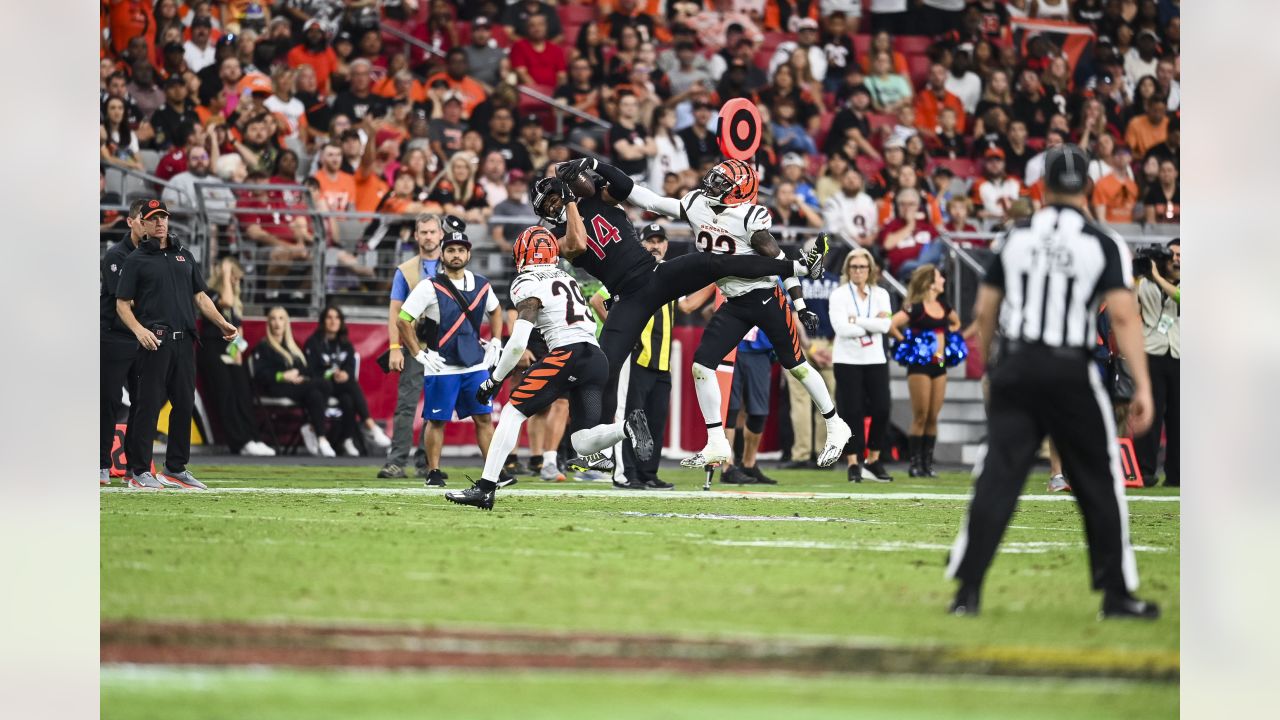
left=681, top=435, right=732, bottom=468
left=817, top=416, right=852, bottom=467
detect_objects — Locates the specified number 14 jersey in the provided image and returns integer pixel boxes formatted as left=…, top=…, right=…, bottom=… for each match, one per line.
left=509, top=266, right=598, bottom=351
left=679, top=189, right=775, bottom=298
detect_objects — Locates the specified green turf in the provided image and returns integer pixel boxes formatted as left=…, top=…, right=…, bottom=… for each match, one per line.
left=101, top=465, right=1180, bottom=657
left=101, top=666, right=1178, bottom=720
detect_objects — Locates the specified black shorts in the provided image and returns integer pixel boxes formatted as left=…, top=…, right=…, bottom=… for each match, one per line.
left=729, top=351, right=773, bottom=416
left=507, top=341, right=609, bottom=420
left=693, top=285, right=806, bottom=370
left=907, top=363, right=948, bottom=379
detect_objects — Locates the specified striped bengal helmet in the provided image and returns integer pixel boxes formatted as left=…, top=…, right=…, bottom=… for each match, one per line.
left=512, top=225, right=560, bottom=272
left=701, top=158, right=759, bottom=206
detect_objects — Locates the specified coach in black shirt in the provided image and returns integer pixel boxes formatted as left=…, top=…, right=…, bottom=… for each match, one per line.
left=116, top=200, right=238, bottom=490
left=945, top=144, right=1161, bottom=620
left=100, top=199, right=147, bottom=485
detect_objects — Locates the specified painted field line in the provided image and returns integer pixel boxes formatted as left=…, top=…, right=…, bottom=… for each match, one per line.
left=101, top=487, right=1180, bottom=503
left=708, top=539, right=1170, bottom=553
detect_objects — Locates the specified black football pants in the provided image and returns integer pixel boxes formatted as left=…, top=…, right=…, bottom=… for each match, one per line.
left=946, top=348, right=1140, bottom=596
left=1134, top=352, right=1179, bottom=486
left=127, top=335, right=196, bottom=475
left=100, top=336, right=139, bottom=469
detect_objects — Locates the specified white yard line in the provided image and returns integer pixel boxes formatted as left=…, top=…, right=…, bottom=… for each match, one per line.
left=709, top=539, right=1170, bottom=553
left=101, top=487, right=1180, bottom=503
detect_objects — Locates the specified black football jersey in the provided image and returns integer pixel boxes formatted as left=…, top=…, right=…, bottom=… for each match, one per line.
left=552, top=195, right=655, bottom=296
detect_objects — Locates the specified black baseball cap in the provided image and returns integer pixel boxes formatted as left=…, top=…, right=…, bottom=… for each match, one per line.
left=1043, top=143, right=1090, bottom=194
left=141, top=199, right=169, bottom=219
left=164, top=75, right=186, bottom=88
left=441, top=230, right=471, bottom=249
left=641, top=223, right=667, bottom=241
left=191, top=17, right=212, bottom=29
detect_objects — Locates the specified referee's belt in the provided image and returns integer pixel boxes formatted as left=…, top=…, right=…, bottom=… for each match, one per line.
left=1000, top=339, right=1090, bottom=360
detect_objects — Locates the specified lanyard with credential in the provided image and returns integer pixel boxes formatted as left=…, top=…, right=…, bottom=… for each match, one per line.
left=850, top=285, right=875, bottom=347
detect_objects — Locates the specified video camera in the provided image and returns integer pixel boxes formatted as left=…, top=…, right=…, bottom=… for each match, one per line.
left=1132, top=243, right=1172, bottom=279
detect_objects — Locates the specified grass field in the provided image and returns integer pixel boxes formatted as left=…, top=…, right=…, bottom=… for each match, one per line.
left=101, top=463, right=1180, bottom=718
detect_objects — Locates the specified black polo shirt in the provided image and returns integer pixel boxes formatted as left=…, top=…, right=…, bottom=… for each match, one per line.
left=101, top=231, right=140, bottom=339
left=116, top=236, right=208, bottom=334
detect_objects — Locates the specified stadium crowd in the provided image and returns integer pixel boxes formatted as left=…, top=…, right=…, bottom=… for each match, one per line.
left=100, top=0, right=1180, bottom=487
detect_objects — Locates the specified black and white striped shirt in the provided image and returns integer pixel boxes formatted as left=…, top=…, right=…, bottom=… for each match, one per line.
left=983, top=205, right=1133, bottom=350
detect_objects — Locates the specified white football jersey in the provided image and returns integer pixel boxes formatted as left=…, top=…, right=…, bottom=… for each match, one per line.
left=509, top=265, right=598, bottom=351
left=679, top=189, right=777, bottom=298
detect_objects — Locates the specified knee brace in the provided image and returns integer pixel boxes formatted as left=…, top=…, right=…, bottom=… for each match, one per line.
left=746, top=414, right=767, bottom=434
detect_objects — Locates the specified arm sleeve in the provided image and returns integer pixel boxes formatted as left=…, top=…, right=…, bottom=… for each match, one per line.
left=593, top=161, right=636, bottom=202
left=400, top=278, right=438, bottom=322
left=492, top=318, right=533, bottom=382
left=626, top=183, right=684, bottom=219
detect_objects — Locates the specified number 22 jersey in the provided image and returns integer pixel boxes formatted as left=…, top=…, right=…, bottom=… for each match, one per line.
left=679, top=189, right=775, bottom=298
left=509, top=266, right=598, bottom=351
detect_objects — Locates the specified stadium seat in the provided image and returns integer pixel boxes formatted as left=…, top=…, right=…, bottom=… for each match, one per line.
left=928, top=157, right=979, bottom=179
left=760, top=31, right=789, bottom=56
left=852, top=34, right=871, bottom=58
left=1027, top=137, right=1046, bottom=152
left=247, top=353, right=357, bottom=455
left=806, top=153, right=826, bottom=178
left=856, top=154, right=884, bottom=179
left=868, top=112, right=896, bottom=137
left=752, top=47, right=774, bottom=70
left=558, top=3, right=598, bottom=27
left=906, top=54, right=933, bottom=88
left=814, top=111, right=836, bottom=149
left=894, top=36, right=933, bottom=55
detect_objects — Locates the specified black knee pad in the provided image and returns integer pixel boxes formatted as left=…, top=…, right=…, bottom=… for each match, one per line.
left=746, top=414, right=767, bottom=434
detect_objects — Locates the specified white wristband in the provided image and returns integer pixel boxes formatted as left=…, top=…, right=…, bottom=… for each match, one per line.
left=793, top=298, right=808, bottom=312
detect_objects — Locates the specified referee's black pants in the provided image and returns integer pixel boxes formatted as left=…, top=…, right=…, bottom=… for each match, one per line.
left=947, top=348, right=1139, bottom=595
left=100, top=335, right=139, bottom=470
left=127, top=335, right=196, bottom=475
left=593, top=252, right=795, bottom=428
left=622, top=364, right=671, bottom=483
left=1134, top=352, right=1179, bottom=486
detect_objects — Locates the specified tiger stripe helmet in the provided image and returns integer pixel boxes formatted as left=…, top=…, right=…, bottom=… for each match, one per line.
left=512, top=226, right=560, bottom=272
left=701, top=158, right=759, bottom=206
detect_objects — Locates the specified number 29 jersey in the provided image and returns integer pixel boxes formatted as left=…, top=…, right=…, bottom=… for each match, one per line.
left=509, top=265, right=598, bottom=351
left=679, top=189, right=776, bottom=298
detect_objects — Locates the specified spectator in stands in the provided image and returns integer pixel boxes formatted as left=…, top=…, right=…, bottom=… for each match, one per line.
left=1003, top=119, right=1033, bottom=180
left=1155, top=57, right=1180, bottom=112
left=824, top=84, right=879, bottom=159
left=689, top=0, right=765, bottom=51
left=197, top=256, right=275, bottom=457
left=778, top=153, right=819, bottom=208
left=771, top=98, right=817, bottom=156
left=1125, top=75, right=1160, bottom=125
left=609, top=94, right=658, bottom=183
left=929, top=107, right=966, bottom=159
left=333, top=59, right=388, bottom=121
left=945, top=43, right=982, bottom=115
left=605, top=26, right=643, bottom=86
left=668, top=42, right=714, bottom=96
left=425, top=95, right=464, bottom=165
left=916, top=63, right=967, bottom=139
left=648, top=106, right=690, bottom=189
left=1125, top=29, right=1161, bottom=87
left=1012, top=67, right=1055, bottom=137
left=820, top=11, right=857, bottom=93
left=510, top=14, right=568, bottom=88
left=1125, top=95, right=1168, bottom=159
left=864, top=50, right=912, bottom=114
left=313, top=141, right=357, bottom=212
left=426, top=49, right=489, bottom=118
left=973, top=0, right=1011, bottom=40
left=679, top=100, right=720, bottom=169
left=868, top=1, right=911, bottom=36
left=483, top=107, right=533, bottom=174
left=883, top=165, right=943, bottom=226
left=101, top=97, right=144, bottom=172
left=149, top=76, right=199, bottom=151
left=943, top=196, right=982, bottom=241
left=1087, top=132, right=1119, bottom=182
left=162, top=143, right=216, bottom=207
left=520, top=115, right=550, bottom=175
left=489, top=170, right=532, bottom=254
left=972, top=70, right=1013, bottom=133
left=251, top=307, right=340, bottom=457
left=235, top=113, right=282, bottom=176
left=859, top=30, right=907, bottom=77
left=759, top=63, right=821, bottom=135
left=1143, top=158, right=1179, bottom=225
left=199, top=50, right=242, bottom=107
left=462, top=17, right=505, bottom=89
left=815, top=152, right=851, bottom=204
left=426, top=151, right=489, bottom=224
left=1092, top=144, right=1139, bottom=224
left=1075, top=97, right=1122, bottom=153
left=126, top=61, right=166, bottom=121
left=572, top=21, right=609, bottom=86
left=555, top=58, right=605, bottom=149
left=477, top=151, right=509, bottom=209
left=823, top=168, right=879, bottom=249
left=503, top=0, right=563, bottom=42
left=604, top=0, right=658, bottom=45
left=264, top=68, right=307, bottom=143
left=1145, top=116, right=1179, bottom=168
left=770, top=180, right=825, bottom=242
left=272, top=150, right=301, bottom=185
left=970, top=147, right=1022, bottom=222
left=303, top=305, right=391, bottom=457
left=769, top=17, right=827, bottom=84
left=184, top=16, right=217, bottom=73
left=286, top=19, right=339, bottom=97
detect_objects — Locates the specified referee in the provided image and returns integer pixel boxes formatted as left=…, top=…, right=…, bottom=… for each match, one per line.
left=945, top=145, right=1160, bottom=620
left=115, top=200, right=239, bottom=490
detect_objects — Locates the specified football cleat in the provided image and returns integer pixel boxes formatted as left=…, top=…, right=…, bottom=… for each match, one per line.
left=624, top=409, right=654, bottom=462
left=817, top=416, right=852, bottom=467
left=569, top=453, right=614, bottom=474
left=681, top=434, right=732, bottom=468
left=803, top=233, right=831, bottom=279
left=444, top=483, right=496, bottom=511
left=741, top=466, right=777, bottom=485
left=1100, top=593, right=1160, bottom=620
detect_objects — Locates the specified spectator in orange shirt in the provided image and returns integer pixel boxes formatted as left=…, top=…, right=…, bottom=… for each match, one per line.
left=287, top=19, right=339, bottom=97
left=859, top=30, right=910, bottom=77
left=915, top=63, right=967, bottom=138
left=313, top=142, right=358, bottom=213
left=878, top=165, right=944, bottom=228
left=1091, top=145, right=1139, bottom=225
left=353, top=120, right=392, bottom=214
left=108, top=0, right=156, bottom=56
left=1124, top=96, right=1169, bottom=159
left=424, top=49, right=489, bottom=118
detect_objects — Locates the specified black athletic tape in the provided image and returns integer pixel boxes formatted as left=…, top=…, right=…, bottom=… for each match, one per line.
left=822, top=408, right=837, bottom=420
left=705, top=422, right=723, bottom=429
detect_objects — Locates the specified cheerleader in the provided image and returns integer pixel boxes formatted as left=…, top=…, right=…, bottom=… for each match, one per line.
left=891, top=264, right=962, bottom=477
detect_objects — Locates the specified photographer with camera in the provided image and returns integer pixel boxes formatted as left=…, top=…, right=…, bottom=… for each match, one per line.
left=1133, top=238, right=1180, bottom=487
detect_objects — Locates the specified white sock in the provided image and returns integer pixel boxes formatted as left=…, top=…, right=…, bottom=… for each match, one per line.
left=571, top=422, right=626, bottom=456
left=483, top=404, right=528, bottom=482
left=692, top=363, right=729, bottom=447
left=790, top=362, right=836, bottom=415
left=543, top=450, right=557, bottom=466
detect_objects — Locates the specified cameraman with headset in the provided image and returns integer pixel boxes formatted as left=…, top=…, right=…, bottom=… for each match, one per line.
left=1133, top=238, right=1180, bottom=487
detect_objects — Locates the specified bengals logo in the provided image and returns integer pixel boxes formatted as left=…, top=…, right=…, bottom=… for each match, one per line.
left=149, top=200, right=160, bottom=208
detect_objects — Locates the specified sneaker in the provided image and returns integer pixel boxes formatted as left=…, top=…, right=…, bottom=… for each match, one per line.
left=780, top=459, right=814, bottom=470
left=317, top=437, right=337, bottom=458
left=624, top=409, right=654, bottom=462
left=100, top=468, right=111, bottom=486
left=803, top=232, right=831, bottom=279
left=742, top=466, right=777, bottom=485
left=497, top=470, right=519, bottom=488
left=509, top=458, right=533, bottom=476
left=127, top=471, right=164, bottom=490
left=681, top=434, right=732, bottom=468
left=574, top=469, right=607, bottom=482
left=340, top=438, right=361, bottom=457
left=377, top=463, right=407, bottom=479
left=240, top=440, right=275, bottom=457
left=363, top=424, right=392, bottom=449
left=569, top=453, right=614, bottom=473
left=1047, top=474, right=1071, bottom=493
left=818, top=416, right=852, bottom=467
left=444, top=483, right=495, bottom=511
left=611, top=478, right=647, bottom=490
left=864, top=459, right=894, bottom=482
left=300, top=424, right=321, bottom=455
left=643, top=478, right=675, bottom=490
left=719, top=466, right=755, bottom=485
left=949, top=585, right=981, bottom=617
left=1100, top=592, right=1160, bottom=620
left=158, top=469, right=207, bottom=490
left=848, top=464, right=863, bottom=483
left=424, top=469, right=447, bottom=487
left=540, top=462, right=566, bottom=482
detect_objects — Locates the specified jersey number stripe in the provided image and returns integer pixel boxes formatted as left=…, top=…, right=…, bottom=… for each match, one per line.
left=585, top=215, right=623, bottom=260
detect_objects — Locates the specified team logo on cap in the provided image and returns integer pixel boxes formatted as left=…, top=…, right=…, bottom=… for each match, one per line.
left=149, top=200, right=159, bottom=208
